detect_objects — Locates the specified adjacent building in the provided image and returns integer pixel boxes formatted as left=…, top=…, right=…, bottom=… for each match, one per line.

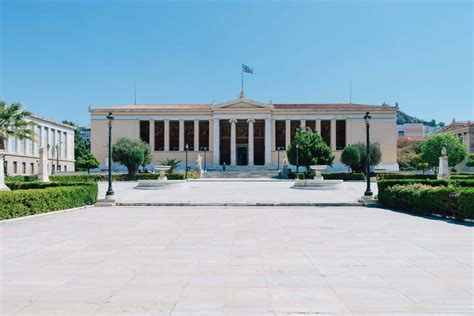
left=439, top=120, right=474, bottom=154
left=90, top=95, right=399, bottom=171
left=3, top=114, right=76, bottom=175
left=396, top=123, right=439, bottom=141
left=79, top=126, right=91, bottom=147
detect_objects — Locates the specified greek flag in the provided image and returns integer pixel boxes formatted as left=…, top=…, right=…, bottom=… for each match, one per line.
left=242, top=64, right=254, bottom=74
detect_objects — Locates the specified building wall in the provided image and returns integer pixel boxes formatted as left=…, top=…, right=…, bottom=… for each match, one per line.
left=3, top=115, right=76, bottom=176
left=91, top=108, right=398, bottom=171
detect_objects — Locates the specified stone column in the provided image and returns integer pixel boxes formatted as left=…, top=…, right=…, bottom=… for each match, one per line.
left=285, top=119, right=291, bottom=149
left=265, top=117, right=272, bottom=166
left=194, top=120, right=199, bottom=151
left=230, top=119, right=237, bottom=166
left=316, top=120, right=321, bottom=135
left=38, top=147, right=50, bottom=182
left=179, top=120, right=184, bottom=151
left=164, top=120, right=170, bottom=151
left=346, top=119, right=351, bottom=146
left=247, top=119, right=255, bottom=166
left=0, top=151, right=9, bottom=190
left=330, top=119, right=336, bottom=151
left=209, top=119, right=213, bottom=152
left=149, top=120, right=155, bottom=151
left=300, top=120, right=306, bottom=128
left=271, top=119, right=276, bottom=151
left=212, top=118, right=220, bottom=165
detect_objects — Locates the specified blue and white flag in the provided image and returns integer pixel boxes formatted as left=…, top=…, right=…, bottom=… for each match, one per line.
left=242, top=64, right=254, bottom=74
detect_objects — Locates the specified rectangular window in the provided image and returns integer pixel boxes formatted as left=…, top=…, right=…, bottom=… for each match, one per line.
left=199, top=120, right=209, bottom=150
left=13, top=161, right=17, bottom=174
left=398, top=131, right=405, bottom=137
left=275, top=120, right=286, bottom=150
left=30, top=163, right=34, bottom=174
left=306, top=120, right=316, bottom=131
left=64, top=165, right=67, bottom=172
left=19, top=139, right=25, bottom=154
left=290, top=120, right=300, bottom=142
left=154, top=121, right=165, bottom=151
left=184, top=121, right=194, bottom=150
left=64, top=132, right=67, bottom=158
left=336, top=120, right=346, bottom=150
left=321, top=120, right=331, bottom=146
left=22, top=162, right=26, bottom=174
left=57, top=165, right=61, bottom=172
left=139, top=121, right=150, bottom=144
left=52, top=129, right=56, bottom=156
left=169, top=121, right=180, bottom=151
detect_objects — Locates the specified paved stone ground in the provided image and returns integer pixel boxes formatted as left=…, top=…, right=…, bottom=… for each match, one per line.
left=98, top=181, right=377, bottom=204
left=1, top=206, right=472, bottom=315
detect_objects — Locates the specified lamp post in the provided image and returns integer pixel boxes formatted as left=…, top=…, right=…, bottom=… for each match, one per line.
left=203, top=146, right=208, bottom=171
left=364, top=112, right=373, bottom=196
left=296, top=144, right=300, bottom=173
left=106, top=113, right=114, bottom=199
left=185, top=143, right=189, bottom=179
left=47, top=144, right=53, bottom=174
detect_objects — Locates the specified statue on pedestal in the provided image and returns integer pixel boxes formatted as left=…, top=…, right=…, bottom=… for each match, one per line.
left=196, top=154, right=203, bottom=178
left=281, top=152, right=289, bottom=179
left=38, top=147, right=50, bottom=182
left=0, top=150, right=9, bottom=191
left=437, top=146, right=449, bottom=180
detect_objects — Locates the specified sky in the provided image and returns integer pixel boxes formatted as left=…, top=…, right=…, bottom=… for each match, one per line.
left=1, top=0, right=472, bottom=126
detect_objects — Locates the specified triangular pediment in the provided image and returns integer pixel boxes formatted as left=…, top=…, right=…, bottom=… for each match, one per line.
left=213, top=98, right=274, bottom=110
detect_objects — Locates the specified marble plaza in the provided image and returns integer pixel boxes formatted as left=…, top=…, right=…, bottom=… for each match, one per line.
left=1, top=205, right=472, bottom=315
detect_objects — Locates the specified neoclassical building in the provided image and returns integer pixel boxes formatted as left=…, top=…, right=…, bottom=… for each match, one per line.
left=90, top=95, right=398, bottom=171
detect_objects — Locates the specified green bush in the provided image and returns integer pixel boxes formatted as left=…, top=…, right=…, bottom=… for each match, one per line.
left=377, top=173, right=437, bottom=180
left=0, top=182, right=98, bottom=220
left=5, top=175, right=38, bottom=182
left=458, top=189, right=474, bottom=219
left=450, top=174, right=474, bottom=180
left=288, top=171, right=364, bottom=180
left=49, top=173, right=185, bottom=182
left=466, top=154, right=474, bottom=167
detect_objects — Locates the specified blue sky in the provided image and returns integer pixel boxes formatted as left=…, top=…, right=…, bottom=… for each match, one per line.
left=1, top=0, right=472, bottom=126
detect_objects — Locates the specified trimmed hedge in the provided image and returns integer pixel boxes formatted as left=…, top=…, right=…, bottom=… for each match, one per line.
left=5, top=175, right=38, bottom=182
left=450, top=174, right=474, bottom=180
left=0, top=182, right=98, bottom=220
left=377, top=179, right=474, bottom=193
left=288, top=171, right=365, bottom=181
left=378, top=183, right=473, bottom=220
left=49, top=173, right=186, bottom=183
left=377, top=173, right=436, bottom=180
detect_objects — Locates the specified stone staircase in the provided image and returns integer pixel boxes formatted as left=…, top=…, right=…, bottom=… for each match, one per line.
left=202, top=166, right=279, bottom=178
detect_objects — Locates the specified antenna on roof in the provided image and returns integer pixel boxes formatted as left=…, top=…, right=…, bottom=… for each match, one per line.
left=134, top=81, right=137, bottom=105
left=349, top=80, right=352, bottom=104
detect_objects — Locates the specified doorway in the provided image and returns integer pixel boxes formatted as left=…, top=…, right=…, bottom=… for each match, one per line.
left=237, top=145, right=248, bottom=166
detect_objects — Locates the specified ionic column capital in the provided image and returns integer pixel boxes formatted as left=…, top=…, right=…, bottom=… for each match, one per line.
left=247, top=118, right=255, bottom=124
left=229, top=118, right=238, bottom=124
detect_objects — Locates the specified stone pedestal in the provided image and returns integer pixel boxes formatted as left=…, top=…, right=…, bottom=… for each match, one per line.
left=437, top=156, right=449, bottom=179
left=38, top=147, right=50, bottom=182
left=281, top=165, right=289, bottom=179
left=0, top=151, right=10, bottom=191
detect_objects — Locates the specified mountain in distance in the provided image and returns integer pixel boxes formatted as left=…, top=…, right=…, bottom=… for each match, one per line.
left=381, top=102, right=445, bottom=127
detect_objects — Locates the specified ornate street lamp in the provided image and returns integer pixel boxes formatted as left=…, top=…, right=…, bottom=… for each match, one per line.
left=106, top=113, right=114, bottom=199
left=364, top=112, right=373, bottom=196
left=296, top=144, right=300, bottom=174
left=185, top=143, right=189, bottom=179
left=203, top=146, right=208, bottom=171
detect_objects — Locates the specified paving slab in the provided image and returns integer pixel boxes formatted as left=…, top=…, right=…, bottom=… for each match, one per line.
left=1, top=205, right=472, bottom=315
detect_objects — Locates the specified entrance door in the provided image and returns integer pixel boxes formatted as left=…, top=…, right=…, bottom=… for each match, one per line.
left=237, top=146, right=248, bottom=166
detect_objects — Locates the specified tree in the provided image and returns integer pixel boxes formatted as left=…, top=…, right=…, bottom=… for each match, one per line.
left=75, top=152, right=100, bottom=174
left=352, top=142, right=382, bottom=173
left=286, top=127, right=334, bottom=173
left=421, top=133, right=467, bottom=168
left=0, top=101, right=35, bottom=150
left=341, top=145, right=361, bottom=173
left=112, top=137, right=152, bottom=176
left=62, top=120, right=89, bottom=162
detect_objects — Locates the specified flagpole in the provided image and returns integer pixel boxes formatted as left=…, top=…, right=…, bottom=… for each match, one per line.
left=241, top=63, right=244, bottom=94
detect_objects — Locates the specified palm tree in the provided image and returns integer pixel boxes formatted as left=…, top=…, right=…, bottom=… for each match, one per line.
left=0, top=101, right=35, bottom=150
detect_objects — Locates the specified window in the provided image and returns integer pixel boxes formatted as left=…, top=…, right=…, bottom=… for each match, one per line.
left=184, top=121, right=194, bottom=150
left=199, top=120, right=209, bottom=150
left=139, top=121, right=150, bottom=144
left=57, top=165, right=61, bottom=172
left=22, top=162, right=26, bottom=174
left=290, top=120, right=300, bottom=142
left=398, top=131, right=405, bottom=137
left=275, top=120, right=286, bottom=150
left=336, top=120, right=346, bottom=150
left=64, top=132, right=67, bottom=158
left=13, top=161, right=17, bottom=174
left=58, top=131, right=62, bottom=158
left=154, top=121, right=165, bottom=151
left=169, top=121, right=180, bottom=151
left=30, top=163, right=34, bottom=174
left=306, top=120, right=316, bottom=131
left=64, top=165, right=67, bottom=172
left=321, top=120, right=331, bottom=146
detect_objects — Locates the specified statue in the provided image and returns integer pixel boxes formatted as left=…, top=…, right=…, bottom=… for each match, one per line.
left=196, top=154, right=203, bottom=177
left=282, top=153, right=289, bottom=166
left=437, top=146, right=449, bottom=179
left=281, top=152, right=289, bottom=179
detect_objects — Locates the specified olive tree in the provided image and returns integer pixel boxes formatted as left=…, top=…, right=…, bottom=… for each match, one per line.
left=112, top=137, right=152, bottom=176
left=286, top=127, right=334, bottom=173
left=341, top=145, right=361, bottom=173
left=351, top=142, right=382, bottom=173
